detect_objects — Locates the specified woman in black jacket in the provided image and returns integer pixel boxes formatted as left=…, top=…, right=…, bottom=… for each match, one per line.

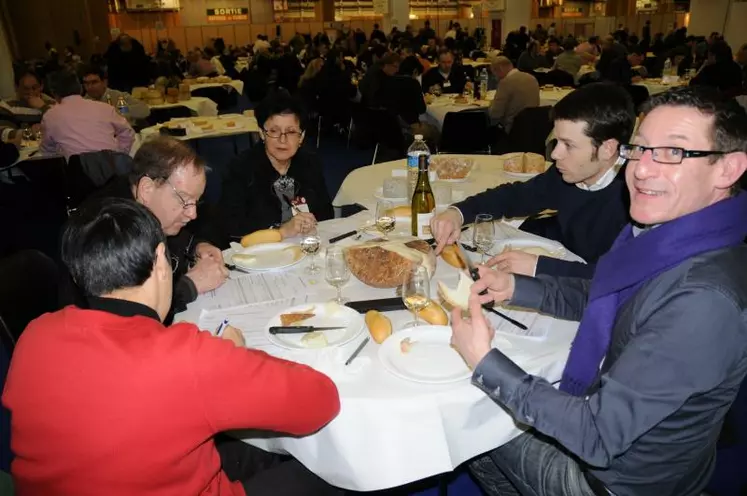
left=215, top=91, right=333, bottom=248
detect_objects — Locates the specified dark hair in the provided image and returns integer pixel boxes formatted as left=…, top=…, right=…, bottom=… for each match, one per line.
left=81, top=65, right=107, bottom=80
left=708, top=40, right=733, bottom=62
left=548, top=37, right=560, bottom=46
left=61, top=198, right=167, bottom=297
left=642, top=86, right=747, bottom=157
left=628, top=44, right=645, bottom=56
left=255, top=90, right=307, bottom=131
left=589, top=36, right=599, bottom=44
left=551, top=82, right=635, bottom=149
left=374, top=23, right=379, bottom=29
left=562, top=39, right=577, bottom=52
left=399, top=55, right=424, bottom=76
left=130, top=136, right=205, bottom=186
left=437, top=47, right=454, bottom=59
left=14, top=70, right=42, bottom=87
left=379, top=51, right=401, bottom=67
left=46, top=70, right=82, bottom=99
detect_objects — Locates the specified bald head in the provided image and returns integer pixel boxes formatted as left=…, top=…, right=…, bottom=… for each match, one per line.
left=491, top=56, right=514, bottom=80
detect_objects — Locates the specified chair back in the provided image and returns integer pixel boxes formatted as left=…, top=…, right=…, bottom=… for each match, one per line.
left=147, top=106, right=193, bottom=126
left=14, top=157, right=70, bottom=212
left=356, top=107, right=406, bottom=156
left=506, top=106, right=553, bottom=156
left=545, top=69, right=576, bottom=88
left=439, top=109, right=492, bottom=154
left=191, top=86, right=239, bottom=112
left=67, top=151, right=134, bottom=208
left=623, top=84, right=650, bottom=113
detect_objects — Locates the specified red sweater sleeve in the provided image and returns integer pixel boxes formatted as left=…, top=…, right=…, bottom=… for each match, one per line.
left=184, top=325, right=341, bottom=435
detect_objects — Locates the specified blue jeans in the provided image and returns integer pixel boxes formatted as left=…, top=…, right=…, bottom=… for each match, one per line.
left=469, top=430, right=600, bottom=496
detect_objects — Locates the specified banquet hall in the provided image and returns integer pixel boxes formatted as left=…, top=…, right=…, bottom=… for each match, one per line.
left=1, top=0, right=747, bottom=495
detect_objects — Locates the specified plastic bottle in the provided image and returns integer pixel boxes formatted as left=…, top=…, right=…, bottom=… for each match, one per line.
left=406, top=135, right=430, bottom=199
left=116, top=95, right=129, bottom=117
left=479, top=69, right=489, bottom=99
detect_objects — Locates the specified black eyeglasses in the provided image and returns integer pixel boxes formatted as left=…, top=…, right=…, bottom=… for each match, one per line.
left=263, top=128, right=303, bottom=141
left=619, top=143, right=736, bottom=165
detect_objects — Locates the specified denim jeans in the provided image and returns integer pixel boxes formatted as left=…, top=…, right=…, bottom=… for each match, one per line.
left=469, top=430, right=600, bottom=496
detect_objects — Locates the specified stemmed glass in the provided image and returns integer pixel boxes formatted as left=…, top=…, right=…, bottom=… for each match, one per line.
left=300, top=223, right=321, bottom=275
left=21, top=124, right=32, bottom=142
left=325, top=247, right=350, bottom=304
left=375, top=200, right=396, bottom=240
left=473, top=213, right=495, bottom=263
left=401, top=265, right=431, bottom=328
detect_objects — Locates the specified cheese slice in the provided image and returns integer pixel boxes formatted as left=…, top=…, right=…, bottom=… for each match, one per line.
left=280, top=313, right=315, bottom=326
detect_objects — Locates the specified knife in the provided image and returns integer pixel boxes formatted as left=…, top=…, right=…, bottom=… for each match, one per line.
left=269, top=326, right=347, bottom=334
left=455, top=244, right=528, bottom=331
left=329, top=230, right=358, bottom=244
left=425, top=225, right=470, bottom=246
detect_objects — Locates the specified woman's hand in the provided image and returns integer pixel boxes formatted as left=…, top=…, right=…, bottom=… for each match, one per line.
left=279, top=212, right=317, bottom=238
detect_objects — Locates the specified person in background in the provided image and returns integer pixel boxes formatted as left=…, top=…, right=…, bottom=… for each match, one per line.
left=81, top=65, right=150, bottom=123
left=575, top=36, right=600, bottom=63
left=517, top=41, right=547, bottom=72
left=204, top=46, right=226, bottom=75
left=214, top=92, right=333, bottom=247
left=600, top=45, right=644, bottom=84
left=40, top=70, right=134, bottom=160
left=461, top=85, right=747, bottom=496
left=547, top=22, right=556, bottom=37
left=360, top=51, right=401, bottom=108
left=419, top=20, right=437, bottom=47
left=3, top=198, right=343, bottom=496
left=678, top=35, right=706, bottom=77
left=6, top=71, right=56, bottom=119
left=86, top=137, right=227, bottom=319
left=690, top=40, right=744, bottom=96
left=488, top=56, right=539, bottom=134
left=431, top=83, right=634, bottom=275
left=187, top=50, right=216, bottom=77
left=104, top=34, right=151, bottom=93
left=553, top=39, right=584, bottom=81
left=421, top=48, right=468, bottom=95
left=370, top=23, right=387, bottom=44
left=544, top=37, right=563, bottom=66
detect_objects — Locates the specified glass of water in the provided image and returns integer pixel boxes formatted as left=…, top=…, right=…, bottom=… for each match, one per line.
left=325, top=246, right=350, bottom=304
left=473, top=213, right=495, bottom=263
left=300, top=224, right=321, bottom=275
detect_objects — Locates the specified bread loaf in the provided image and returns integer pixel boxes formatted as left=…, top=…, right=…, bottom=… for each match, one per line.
left=502, top=153, right=524, bottom=173
left=344, top=237, right=436, bottom=288
left=440, top=244, right=466, bottom=269
left=523, top=153, right=546, bottom=174
left=365, top=310, right=392, bottom=343
left=417, top=300, right=449, bottom=325
left=240, top=229, right=282, bottom=247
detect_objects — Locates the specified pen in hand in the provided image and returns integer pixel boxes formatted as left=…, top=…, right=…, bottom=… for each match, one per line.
left=215, top=319, right=229, bottom=338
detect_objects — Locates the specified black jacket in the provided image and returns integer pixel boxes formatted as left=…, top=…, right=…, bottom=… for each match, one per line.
left=690, top=60, right=744, bottom=95
left=85, top=177, right=199, bottom=320
left=213, top=146, right=334, bottom=248
left=421, top=66, right=467, bottom=94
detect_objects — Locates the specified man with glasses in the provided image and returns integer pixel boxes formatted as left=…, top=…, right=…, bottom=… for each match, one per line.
left=81, top=65, right=150, bottom=124
left=87, top=136, right=228, bottom=321
left=452, top=85, right=747, bottom=495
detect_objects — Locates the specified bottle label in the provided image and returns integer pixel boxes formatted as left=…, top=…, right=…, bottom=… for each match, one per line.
left=118, top=106, right=129, bottom=115
left=416, top=212, right=433, bottom=239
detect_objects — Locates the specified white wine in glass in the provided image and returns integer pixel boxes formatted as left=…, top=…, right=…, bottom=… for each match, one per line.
left=325, top=247, right=350, bottom=304
left=473, top=213, right=495, bottom=263
left=301, top=234, right=321, bottom=275
left=401, top=266, right=430, bottom=328
left=375, top=200, right=396, bottom=239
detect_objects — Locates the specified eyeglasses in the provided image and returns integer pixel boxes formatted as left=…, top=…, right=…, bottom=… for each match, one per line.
left=166, top=179, right=201, bottom=210
left=263, top=128, right=303, bottom=141
left=619, top=144, right=736, bottom=165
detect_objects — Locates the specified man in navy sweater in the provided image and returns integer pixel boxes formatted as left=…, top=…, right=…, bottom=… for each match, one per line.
left=430, top=82, right=635, bottom=278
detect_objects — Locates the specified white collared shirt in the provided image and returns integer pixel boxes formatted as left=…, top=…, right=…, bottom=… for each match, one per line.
left=576, top=165, right=618, bottom=192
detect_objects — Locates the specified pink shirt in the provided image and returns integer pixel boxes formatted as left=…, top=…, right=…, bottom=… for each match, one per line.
left=40, top=95, right=135, bottom=159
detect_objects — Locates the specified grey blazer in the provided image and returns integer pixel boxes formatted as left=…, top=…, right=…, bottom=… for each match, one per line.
left=488, top=70, right=540, bottom=133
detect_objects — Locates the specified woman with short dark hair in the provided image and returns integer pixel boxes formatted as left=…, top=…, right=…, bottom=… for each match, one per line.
left=214, top=91, right=333, bottom=247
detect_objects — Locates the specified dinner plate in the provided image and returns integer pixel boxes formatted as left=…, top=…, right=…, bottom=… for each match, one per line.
left=265, top=302, right=365, bottom=350
left=502, top=161, right=552, bottom=180
left=230, top=242, right=306, bottom=272
left=379, top=326, right=512, bottom=384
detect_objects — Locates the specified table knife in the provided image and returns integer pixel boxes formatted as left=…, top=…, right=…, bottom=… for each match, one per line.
left=269, top=326, right=346, bottom=334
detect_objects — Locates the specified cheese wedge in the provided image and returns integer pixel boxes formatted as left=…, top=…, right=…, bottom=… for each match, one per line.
left=280, top=313, right=315, bottom=326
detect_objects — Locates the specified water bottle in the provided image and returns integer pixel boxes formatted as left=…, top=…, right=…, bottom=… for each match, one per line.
left=479, top=69, right=488, bottom=99
left=116, top=95, right=129, bottom=117
left=663, top=58, right=672, bottom=77
left=407, top=135, right=430, bottom=199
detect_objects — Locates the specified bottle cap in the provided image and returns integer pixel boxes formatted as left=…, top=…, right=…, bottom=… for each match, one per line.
left=414, top=134, right=423, bottom=140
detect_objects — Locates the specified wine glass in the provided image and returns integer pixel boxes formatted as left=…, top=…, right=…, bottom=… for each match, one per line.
left=375, top=200, right=396, bottom=240
left=325, top=247, right=350, bottom=304
left=300, top=224, right=321, bottom=275
left=21, top=124, right=32, bottom=142
left=473, top=213, right=495, bottom=263
left=401, top=265, right=430, bottom=328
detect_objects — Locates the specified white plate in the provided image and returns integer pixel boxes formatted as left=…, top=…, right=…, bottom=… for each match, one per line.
left=502, top=161, right=552, bottom=180
left=492, top=238, right=569, bottom=260
left=374, top=187, right=407, bottom=202
left=265, top=303, right=365, bottom=350
left=380, top=326, right=482, bottom=384
left=230, top=242, right=306, bottom=272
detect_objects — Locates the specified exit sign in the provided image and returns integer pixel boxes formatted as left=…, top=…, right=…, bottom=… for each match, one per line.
left=207, top=7, right=249, bottom=22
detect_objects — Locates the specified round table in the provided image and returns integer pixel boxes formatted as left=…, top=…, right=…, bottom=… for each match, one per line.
left=149, top=96, right=219, bottom=117
left=175, top=215, right=578, bottom=491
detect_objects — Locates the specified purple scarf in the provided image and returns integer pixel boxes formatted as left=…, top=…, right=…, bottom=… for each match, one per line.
left=560, top=192, right=747, bottom=396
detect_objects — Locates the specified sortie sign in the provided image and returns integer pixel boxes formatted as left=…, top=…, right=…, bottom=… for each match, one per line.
left=207, top=7, right=249, bottom=22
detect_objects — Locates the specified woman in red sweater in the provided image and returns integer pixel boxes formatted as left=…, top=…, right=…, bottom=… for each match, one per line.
left=2, top=198, right=342, bottom=496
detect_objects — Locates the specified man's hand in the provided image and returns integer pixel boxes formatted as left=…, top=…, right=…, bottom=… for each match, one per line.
left=451, top=294, right=495, bottom=369
left=26, top=96, right=47, bottom=109
left=195, top=242, right=224, bottom=263
left=430, top=208, right=463, bottom=255
left=279, top=212, right=317, bottom=239
left=471, top=266, right=515, bottom=305
left=486, top=251, right=538, bottom=277
left=220, top=325, right=246, bottom=348
left=186, top=256, right=228, bottom=294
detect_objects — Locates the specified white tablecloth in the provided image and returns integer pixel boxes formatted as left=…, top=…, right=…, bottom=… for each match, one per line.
left=149, top=97, right=218, bottom=117
left=138, top=115, right=259, bottom=148
left=334, top=154, right=526, bottom=212
left=175, top=214, right=578, bottom=491
left=637, top=80, right=685, bottom=96
left=189, top=80, right=244, bottom=95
